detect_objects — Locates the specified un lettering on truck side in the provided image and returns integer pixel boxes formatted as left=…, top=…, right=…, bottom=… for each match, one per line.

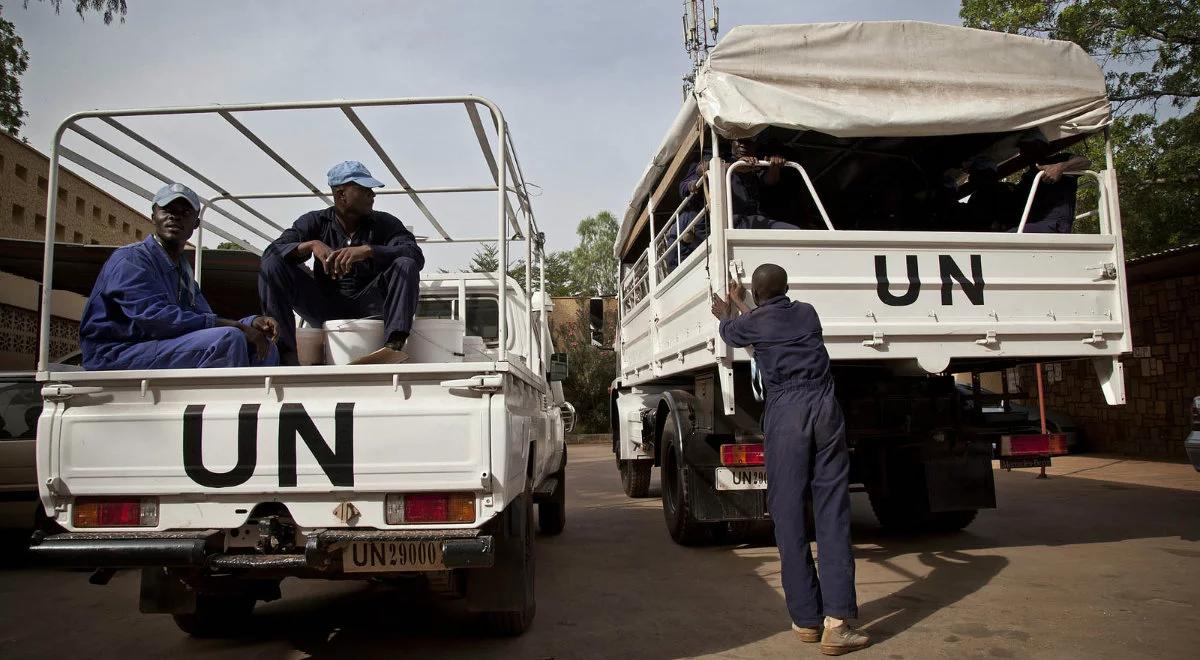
left=183, top=403, right=355, bottom=488
left=874, top=254, right=985, bottom=306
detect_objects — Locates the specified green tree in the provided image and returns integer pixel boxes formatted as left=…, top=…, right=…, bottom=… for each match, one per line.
left=961, top=0, right=1200, bottom=256
left=0, top=1, right=127, bottom=135
left=0, top=6, right=29, bottom=135
left=566, top=211, right=619, bottom=296
left=556, top=303, right=617, bottom=433
left=215, top=241, right=245, bottom=251
left=509, top=250, right=574, bottom=296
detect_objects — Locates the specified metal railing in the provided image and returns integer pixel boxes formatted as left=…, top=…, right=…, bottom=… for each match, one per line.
left=725, top=160, right=835, bottom=230
left=620, top=249, right=651, bottom=314
left=38, top=96, right=546, bottom=371
left=1016, top=170, right=1109, bottom=234
left=652, top=189, right=710, bottom=277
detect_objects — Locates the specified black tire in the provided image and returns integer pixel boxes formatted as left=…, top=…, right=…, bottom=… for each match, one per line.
left=619, top=458, right=652, bottom=498
left=172, top=593, right=256, bottom=638
left=660, top=427, right=715, bottom=546
left=482, top=489, right=536, bottom=636
left=538, top=449, right=567, bottom=536
left=927, top=509, right=979, bottom=532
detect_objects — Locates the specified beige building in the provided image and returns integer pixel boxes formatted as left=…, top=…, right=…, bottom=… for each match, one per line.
left=0, top=131, right=155, bottom=368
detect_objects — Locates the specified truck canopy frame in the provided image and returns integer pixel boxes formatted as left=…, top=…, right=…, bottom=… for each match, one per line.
left=38, top=97, right=549, bottom=373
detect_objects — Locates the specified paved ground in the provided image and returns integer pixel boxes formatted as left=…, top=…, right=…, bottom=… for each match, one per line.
left=1, top=446, right=1198, bottom=659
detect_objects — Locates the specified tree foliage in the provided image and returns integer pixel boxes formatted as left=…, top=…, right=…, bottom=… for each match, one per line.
left=567, top=211, right=619, bottom=296
left=215, top=241, right=245, bottom=251
left=27, top=1, right=127, bottom=25
left=0, top=6, right=29, bottom=135
left=960, top=0, right=1198, bottom=112
left=555, top=303, right=617, bottom=433
left=962, top=0, right=1200, bottom=256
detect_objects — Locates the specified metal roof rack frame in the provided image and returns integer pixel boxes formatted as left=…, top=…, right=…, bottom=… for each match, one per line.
left=38, top=96, right=546, bottom=370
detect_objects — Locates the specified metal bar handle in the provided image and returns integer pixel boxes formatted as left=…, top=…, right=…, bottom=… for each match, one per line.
left=724, top=160, right=835, bottom=230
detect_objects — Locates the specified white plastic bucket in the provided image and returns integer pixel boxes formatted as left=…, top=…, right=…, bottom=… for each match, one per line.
left=323, top=318, right=386, bottom=365
left=295, top=327, right=327, bottom=366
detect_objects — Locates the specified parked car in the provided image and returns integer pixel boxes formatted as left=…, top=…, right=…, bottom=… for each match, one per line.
left=1186, top=396, right=1200, bottom=472
left=0, top=373, right=41, bottom=529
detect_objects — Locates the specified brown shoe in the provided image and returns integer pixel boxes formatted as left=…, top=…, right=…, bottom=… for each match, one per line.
left=349, top=347, right=410, bottom=365
left=820, top=624, right=870, bottom=656
left=791, top=622, right=821, bottom=643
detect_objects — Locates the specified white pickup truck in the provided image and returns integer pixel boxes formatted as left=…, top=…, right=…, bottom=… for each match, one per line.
left=29, top=97, right=570, bottom=637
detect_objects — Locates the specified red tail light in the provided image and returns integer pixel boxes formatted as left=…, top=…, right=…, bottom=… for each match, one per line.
left=1000, top=434, right=1068, bottom=457
left=385, top=492, right=475, bottom=524
left=720, top=443, right=765, bottom=466
left=73, top=497, right=158, bottom=528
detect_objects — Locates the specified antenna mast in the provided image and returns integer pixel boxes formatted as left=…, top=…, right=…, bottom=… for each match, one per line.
left=682, top=0, right=719, bottom=95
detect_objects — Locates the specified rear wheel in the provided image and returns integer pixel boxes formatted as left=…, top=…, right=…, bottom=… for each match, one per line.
left=619, top=459, right=652, bottom=498
left=661, top=420, right=715, bottom=546
left=172, top=593, right=256, bottom=638
left=482, top=489, right=536, bottom=636
left=868, top=490, right=978, bottom=533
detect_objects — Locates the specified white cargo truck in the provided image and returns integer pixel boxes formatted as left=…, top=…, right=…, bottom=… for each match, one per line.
left=608, top=22, right=1130, bottom=543
left=29, top=97, right=570, bottom=637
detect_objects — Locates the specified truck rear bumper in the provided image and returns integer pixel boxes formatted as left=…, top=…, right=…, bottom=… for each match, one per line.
left=29, top=528, right=494, bottom=572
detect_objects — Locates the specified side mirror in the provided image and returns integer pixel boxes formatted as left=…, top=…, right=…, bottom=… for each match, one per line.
left=588, top=297, right=605, bottom=348
left=549, top=352, right=569, bottom=382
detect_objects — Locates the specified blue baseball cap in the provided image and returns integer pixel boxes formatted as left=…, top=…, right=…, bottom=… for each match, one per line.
left=327, top=161, right=384, bottom=188
left=152, top=183, right=202, bottom=211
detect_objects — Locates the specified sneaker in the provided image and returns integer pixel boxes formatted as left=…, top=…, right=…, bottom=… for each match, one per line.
left=349, top=347, right=410, bottom=365
left=791, top=622, right=821, bottom=643
left=820, top=624, right=870, bottom=656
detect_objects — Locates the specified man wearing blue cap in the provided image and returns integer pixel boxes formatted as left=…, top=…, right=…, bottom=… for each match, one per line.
left=258, top=161, right=424, bottom=364
left=80, top=183, right=280, bottom=370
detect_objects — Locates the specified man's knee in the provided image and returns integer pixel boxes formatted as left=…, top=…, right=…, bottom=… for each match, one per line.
left=259, top=253, right=298, bottom=284
left=387, top=256, right=420, bottom=277
left=206, top=327, right=249, bottom=367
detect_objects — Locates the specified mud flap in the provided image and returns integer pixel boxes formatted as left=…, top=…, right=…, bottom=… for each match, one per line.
left=924, top=440, right=996, bottom=513
left=466, top=494, right=531, bottom=612
left=140, top=567, right=196, bottom=615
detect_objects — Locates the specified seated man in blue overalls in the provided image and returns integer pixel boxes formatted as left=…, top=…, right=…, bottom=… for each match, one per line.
left=258, top=161, right=425, bottom=365
left=80, top=183, right=280, bottom=370
left=711, top=263, right=869, bottom=656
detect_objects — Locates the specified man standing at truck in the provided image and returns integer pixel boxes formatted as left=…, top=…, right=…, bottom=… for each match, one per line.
left=80, top=183, right=280, bottom=370
left=258, top=161, right=425, bottom=365
left=1013, top=129, right=1091, bottom=233
left=710, top=264, right=869, bottom=656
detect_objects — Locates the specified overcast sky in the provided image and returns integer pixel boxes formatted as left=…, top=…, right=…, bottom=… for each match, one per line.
left=7, top=0, right=962, bottom=268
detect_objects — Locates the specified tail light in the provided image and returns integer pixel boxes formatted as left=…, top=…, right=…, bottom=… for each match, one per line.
left=385, top=492, right=475, bottom=524
left=1000, top=434, right=1068, bottom=457
left=73, top=497, right=158, bottom=528
left=720, top=443, right=765, bottom=466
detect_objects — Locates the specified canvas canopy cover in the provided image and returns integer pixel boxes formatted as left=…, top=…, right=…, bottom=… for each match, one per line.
left=616, top=21, right=1112, bottom=254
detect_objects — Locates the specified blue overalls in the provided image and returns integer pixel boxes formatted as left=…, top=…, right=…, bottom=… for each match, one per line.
left=80, top=235, right=278, bottom=370
left=258, top=207, right=425, bottom=352
left=719, top=294, right=857, bottom=627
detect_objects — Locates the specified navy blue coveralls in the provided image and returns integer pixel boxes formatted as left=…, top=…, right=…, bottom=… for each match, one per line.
left=258, top=207, right=425, bottom=353
left=81, top=235, right=278, bottom=370
left=719, top=295, right=857, bottom=627
left=1014, top=152, right=1080, bottom=234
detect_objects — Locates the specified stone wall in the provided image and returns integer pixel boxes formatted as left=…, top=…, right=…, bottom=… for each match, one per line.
left=1013, top=267, right=1199, bottom=461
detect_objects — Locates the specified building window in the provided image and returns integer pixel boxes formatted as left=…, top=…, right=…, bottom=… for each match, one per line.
left=135, top=229, right=143, bottom=239
left=37, top=176, right=47, bottom=192
left=58, top=187, right=67, bottom=202
left=0, top=153, right=4, bottom=173
left=107, top=214, right=116, bottom=227
left=11, top=204, right=24, bottom=224
left=16, top=164, right=28, bottom=182
left=73, top=231, right=84, bottom=244
left=75, top=197, right=85, bottom=215
left=92, top=206, right=101, bottom=221
left=54, top=225, right=65, bottom=241
left=122, top=222, right=130, bottom=234
left=90, top=239, right=100, bottom=245
left=35, top=214, right=46, bottom=231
